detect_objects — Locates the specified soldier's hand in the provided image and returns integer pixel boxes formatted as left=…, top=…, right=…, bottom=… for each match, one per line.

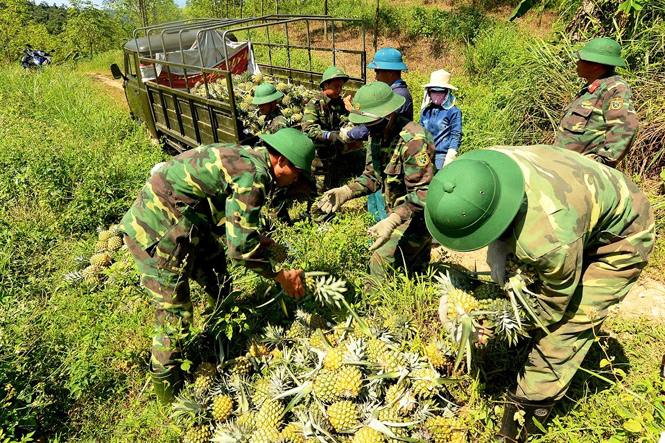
left=259, top=234, right=275, bottom=249
left=275, top=269, right=305, bottom=299
left=327, top=131, right=344, bottom=145
left=318, top=185, right=354, bottom=213
left=368, top=213, right=402, bottom=251
left=487, top=239, right=510, bottom=286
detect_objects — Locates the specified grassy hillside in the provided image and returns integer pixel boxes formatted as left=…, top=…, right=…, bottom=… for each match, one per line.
left=1, top=4, right=665, bottom=442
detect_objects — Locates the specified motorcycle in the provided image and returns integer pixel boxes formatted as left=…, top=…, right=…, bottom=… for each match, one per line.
left=21, top=44, right=53, bottom=70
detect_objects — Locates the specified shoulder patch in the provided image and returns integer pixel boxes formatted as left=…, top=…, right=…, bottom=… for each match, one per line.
left=610, top=97, right=624, bottom=110
left=415, top=150, right=430, bottom=167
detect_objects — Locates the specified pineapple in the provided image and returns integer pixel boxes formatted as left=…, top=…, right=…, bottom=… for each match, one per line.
left=237, top=410, right=257, bottom=433
left=489, top=299, right=529, bottom=346
left=250, top=427, right=281, bottom=443
left=286, top=321, right=310, bottom=340
left=423, top=416, right=465, bottom=443
left=255, top=399, right=285, bottom=429
left=276, top=82, right=288, bottom=92
left=251, top=378, right=271, bottom=406
left=335, top=365, right=363, bottom=398
left=94, top=240, right=108, bottom=252
left=89, top=252, right=112, bottom=267
left=183, top=424, right=212, bottom=443
left=239, top=101, right=250, bottom=113
left=447, top=288, right=479, bottom=316
left=378, top=409, right=409, bottom=442
left=267, top=243, right=288, bottom=263
left=230, top=356, right=253, bottom=376
left=366, top=339, right=389, bottom=364
left=473, top=283, right=503, bottom=300
left=376, top=350, right=407, bottom=374
left=292, top=112, right=303, bottom=123
left=98, top=229, right=113, bottom=242
left=248, top=337, right=269, bottom=358
left=252, top=73, right=264, bottom=84
left=281, top=423, right=305, bottom=443
left=107, top=235, right=123, bottom=252
left=212, top=394, right=234, bottom=422
left=323, top=347, right=345, bottom=371
left=304, top=275, right=317, bottom=294
left=81, top=265, right=102, bottom=284
left=424, top=340, right=450, bottom=370
left=327, top=400, right=360, bottom=431
left=506, top=253, right=538, bottom=284
left=193, top=362, right=216, bottom=395
left=410, top=368, right=438, bottom=399
left=313, top=370, right=339, bottom=403
left=353, top=427, right=386, bottom=443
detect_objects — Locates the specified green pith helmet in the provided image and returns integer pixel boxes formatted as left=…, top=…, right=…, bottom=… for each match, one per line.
left=578, top=37, right=626, bottom=67
left=252, top=83, right=284, bottom=105
left=320, top=66, right=349, bottom=88
left=348, top=82, right=406, bottom=124
left=424, top=150, right=525, bottom=252
left=259, top=128, right=315, bottom=181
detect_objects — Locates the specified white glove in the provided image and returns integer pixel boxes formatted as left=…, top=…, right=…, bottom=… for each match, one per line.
left=368, top=213, right=402, bottom=251
left=487, top=239, right=510, bottom=286
left=318, top=185, right=354, bottom=213
left=443, top=150, right=457, bottom=167
left=339, top=126, right=352, bottom=143
left=150, top=162, right=166, bottom=175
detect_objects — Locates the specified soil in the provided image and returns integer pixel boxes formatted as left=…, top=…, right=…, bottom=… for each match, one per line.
left=87, top=72, right=128, bottom=109
left=435, top=246, right=665, bottom=322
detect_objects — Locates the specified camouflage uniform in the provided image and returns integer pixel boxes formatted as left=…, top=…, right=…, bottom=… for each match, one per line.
left=555, top=75, right=639, bottom=168
left=489, top=144, right=655, bottom=401
left=302, top=92, right=349, bottom=192
left=347, top=115, right=437, bottom=278
left=120, top=144, right=278, bottom=373
left=259, top=110, right=289, bottom=135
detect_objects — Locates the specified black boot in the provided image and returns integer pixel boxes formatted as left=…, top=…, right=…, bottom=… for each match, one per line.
left=495, top=387, right=555, bottom=442
left=151, top=363, right=182, bottom=405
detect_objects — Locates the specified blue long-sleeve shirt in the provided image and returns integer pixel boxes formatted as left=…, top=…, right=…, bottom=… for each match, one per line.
left=348, top=79, right=413, bottom=141
left=419, top=104, right=462, bottom=155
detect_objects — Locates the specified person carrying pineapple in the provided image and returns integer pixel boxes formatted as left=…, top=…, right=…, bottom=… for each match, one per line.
left=301, top=66, right=351, bottom=193
left=252, top=82, right=289, bottom=134
left=317, top=82, right=436, bottom=280
left=424, top=144, right=655, bottom=442
left=120, top=128, right=315, bottom=404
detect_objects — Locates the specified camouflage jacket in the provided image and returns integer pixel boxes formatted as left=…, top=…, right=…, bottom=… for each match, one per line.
left=259, top=110, right=289, bottom=135
left=301, top=92, right=349, bottom=144
left=120, top=144, right=278, bottom=278
left=348, top=116, right=437, bottom=221
left=490, top=145, right=655, bottom=326
left=554, top=75, right=639, bottom=168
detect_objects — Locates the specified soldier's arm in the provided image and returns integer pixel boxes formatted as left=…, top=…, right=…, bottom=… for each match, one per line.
left=595, top=82, right=639, bottom=166
left=225, top=171, right=277, bottom=279
left=347, top=144, right=380, bottom=197
left=301, top=100, right=327, bottom=141
left=392, top=136, right=436, bottom=221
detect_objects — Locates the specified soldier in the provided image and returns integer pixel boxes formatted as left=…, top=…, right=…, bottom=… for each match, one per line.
left=555, top=37, right=639, bottom=168
left=317, top=82, right=436, bottom=280
left=346, top=47, right=413, bottom=222
left=425, top=144, right=655, bottom=442
left=120, top=128, right=315, bottom=404
left=302, top=66, right=351, bottom=193
left=252, top=83, right=289, bottom=134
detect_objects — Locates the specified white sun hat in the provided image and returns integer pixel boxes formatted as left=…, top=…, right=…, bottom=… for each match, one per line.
left=422, top=69, right=458, bottom=90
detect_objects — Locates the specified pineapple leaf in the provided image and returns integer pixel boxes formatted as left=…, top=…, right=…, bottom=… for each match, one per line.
left=453, top=315, right=474, bottom=373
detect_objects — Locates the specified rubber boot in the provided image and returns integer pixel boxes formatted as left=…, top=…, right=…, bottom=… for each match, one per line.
left=151, top=364, right=182, bottom=405
left=495, top=387, right=555, bottom=442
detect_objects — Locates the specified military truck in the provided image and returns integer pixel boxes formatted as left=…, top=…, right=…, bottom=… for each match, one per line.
left=111, top=16, right=367, bottom=152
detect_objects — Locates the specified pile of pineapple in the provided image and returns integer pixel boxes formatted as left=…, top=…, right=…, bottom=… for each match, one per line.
left=438, top=255, right=542, bottom=351
left=64, top=224, right=127, bottom=285
left=190, top=72, right=320, bottom=136
left=173, top=273, right=467, bottom=443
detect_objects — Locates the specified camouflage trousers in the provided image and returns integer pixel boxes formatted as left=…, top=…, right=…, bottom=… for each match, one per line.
left=369, top=215, right=432, bottom=280
left=125, top=232, right=230, bottom=374
left=517, top=230, right=654, bottom=401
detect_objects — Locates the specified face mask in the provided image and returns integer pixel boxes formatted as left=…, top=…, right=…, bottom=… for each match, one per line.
left=366, top=118, right=389, bottom=135
left=429, top=89, right=449, bottom=106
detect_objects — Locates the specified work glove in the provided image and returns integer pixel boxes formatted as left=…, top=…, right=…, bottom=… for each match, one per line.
left=318, top=185, right=354, bottom=213
left=327, top=131, right=344, bottom=145
left=487, top=239, right=510, bottom=286
left=368, top=213, right=402, bottom=252
left=339, top=126, right=352, bottom=143
left=439, top=294, right=494, bottom=345
left=443, top=150, right=457, bottom=167
left=150, top=162, right=166, bottom=175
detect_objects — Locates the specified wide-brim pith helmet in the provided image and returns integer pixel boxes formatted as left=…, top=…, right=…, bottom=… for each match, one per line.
left=577, top=37, right=626, bottom=67
left=425, top=149, right=525, bottom=251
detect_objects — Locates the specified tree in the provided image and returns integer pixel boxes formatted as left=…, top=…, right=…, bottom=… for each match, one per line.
left=0, top=0, right=29, bottom=64
left=64, top=1, right=121, bottom=58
